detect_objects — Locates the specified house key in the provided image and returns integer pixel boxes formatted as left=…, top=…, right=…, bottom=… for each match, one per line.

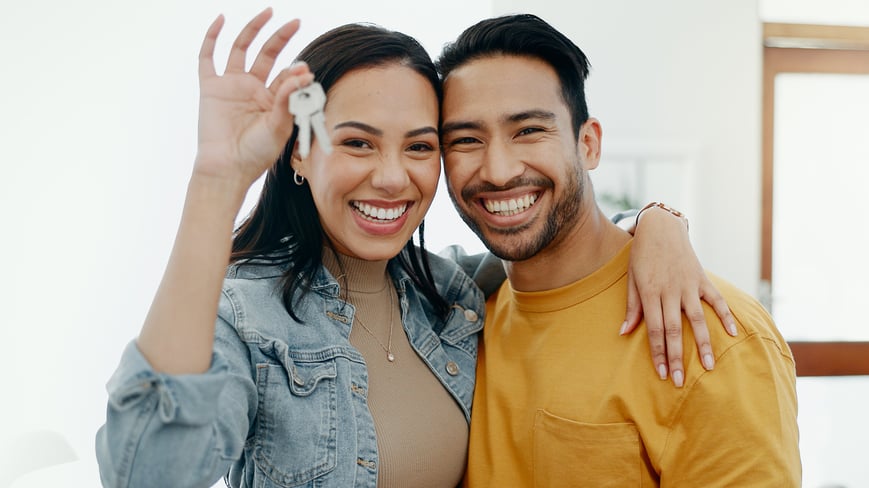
left=289, top=82, right=333, bottom=158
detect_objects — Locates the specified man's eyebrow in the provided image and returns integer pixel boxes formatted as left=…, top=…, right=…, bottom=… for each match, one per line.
left=441, top=110, right=557, bottom=135
left=441, top=120, right=483, bottom=135
left=506, top=110, right=557, bottom=123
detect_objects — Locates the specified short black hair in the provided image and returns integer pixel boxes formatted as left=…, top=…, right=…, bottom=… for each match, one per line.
left=437, top=13, right=591, bottom=134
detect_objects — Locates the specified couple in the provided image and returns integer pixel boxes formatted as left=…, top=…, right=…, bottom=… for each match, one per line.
left=95, top=8, right=800, bottom=487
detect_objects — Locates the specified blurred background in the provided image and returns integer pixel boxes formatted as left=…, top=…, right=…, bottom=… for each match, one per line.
left=1, top=0, right=867, bottom=486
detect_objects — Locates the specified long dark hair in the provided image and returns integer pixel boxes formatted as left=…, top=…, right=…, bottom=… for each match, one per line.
left=231, top=23, right=448, bottom=321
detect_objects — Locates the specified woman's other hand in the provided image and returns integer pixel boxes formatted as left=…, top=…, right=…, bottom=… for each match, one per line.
left=621, top=205, right=737, bottom=387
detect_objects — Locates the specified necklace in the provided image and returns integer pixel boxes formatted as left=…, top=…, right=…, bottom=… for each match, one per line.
left=351, top=281, right=396, bottom=362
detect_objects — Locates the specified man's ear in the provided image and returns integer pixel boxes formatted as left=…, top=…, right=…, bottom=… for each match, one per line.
left=576, top=117, right=602, bottom=170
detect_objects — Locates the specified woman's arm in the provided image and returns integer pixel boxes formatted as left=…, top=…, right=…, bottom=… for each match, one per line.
left=137, top=9, right=312, bottom=374
left=622, top=203, right=737, bottom=387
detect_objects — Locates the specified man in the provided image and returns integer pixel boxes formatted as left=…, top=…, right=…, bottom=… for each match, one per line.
left=436, top=14, right=800, bottom=486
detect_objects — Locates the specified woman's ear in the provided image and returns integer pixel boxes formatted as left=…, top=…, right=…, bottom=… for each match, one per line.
left=290, top=143, right=305, bottom=176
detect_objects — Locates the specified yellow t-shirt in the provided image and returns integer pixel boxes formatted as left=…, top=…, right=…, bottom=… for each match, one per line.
left=465, top=241, right=800, bottom=487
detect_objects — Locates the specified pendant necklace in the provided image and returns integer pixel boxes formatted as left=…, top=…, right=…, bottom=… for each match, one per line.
left=352, top=281, right=396, bottom=362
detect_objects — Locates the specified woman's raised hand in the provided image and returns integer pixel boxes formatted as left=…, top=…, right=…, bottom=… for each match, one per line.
left=137, top=10, right=316, bottom=375
left=194, top=8, right=314, bottom=188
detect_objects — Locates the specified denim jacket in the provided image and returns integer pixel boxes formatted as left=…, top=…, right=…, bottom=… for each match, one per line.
left=95, top=248, right=485, bottom=488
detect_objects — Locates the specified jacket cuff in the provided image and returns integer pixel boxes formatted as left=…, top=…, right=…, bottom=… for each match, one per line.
left=105, top=340, right=230, bottom=425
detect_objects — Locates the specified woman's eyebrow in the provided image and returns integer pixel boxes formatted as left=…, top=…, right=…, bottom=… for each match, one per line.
left=334, top=121, right=438, bottom=139
left=406, top=126, right=438, bottom=138
left=333, top=121, right=382, bottom=136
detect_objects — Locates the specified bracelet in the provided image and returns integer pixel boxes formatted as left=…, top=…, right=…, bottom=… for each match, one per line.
left=635, top=201, right=689, bottom=230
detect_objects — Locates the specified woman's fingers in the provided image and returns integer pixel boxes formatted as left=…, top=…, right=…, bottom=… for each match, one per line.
left=250, top=19, right=301, bottom=82
left=226, top=8, right=274, bottom=73
left=269, top=62, right=311, bottom=95
left=642, top=296, right=668, bottom=382
left=662, top=294, right=686, bottom=387
left=683, top=292, right=715, bottom=371
left=202, top=11, right=306, bottom=89
left=269, top=70, right=315, bottom=132
left=621, top=268, right=643, bottom=336
left=198, top=14, right=225, bottom=79
left=702, top=282, right=738, bottom=336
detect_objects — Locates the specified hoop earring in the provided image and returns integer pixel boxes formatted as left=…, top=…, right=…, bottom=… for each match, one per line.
left=293, top=170, right=305, bottom=186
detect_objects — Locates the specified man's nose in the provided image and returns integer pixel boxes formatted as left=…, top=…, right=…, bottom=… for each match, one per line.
left=479, top=141, right=524, bottom=187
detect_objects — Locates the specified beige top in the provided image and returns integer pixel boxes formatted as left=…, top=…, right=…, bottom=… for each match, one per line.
left=322, top=251, right=468, bottom=488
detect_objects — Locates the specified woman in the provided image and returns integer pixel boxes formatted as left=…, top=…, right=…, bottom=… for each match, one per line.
left=96, top=9, right=731, bottom=487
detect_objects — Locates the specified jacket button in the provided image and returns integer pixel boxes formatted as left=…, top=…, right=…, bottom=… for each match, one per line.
left=446, top=361, right=460, bottom=376
left=463, top=309, right=478, bottom=322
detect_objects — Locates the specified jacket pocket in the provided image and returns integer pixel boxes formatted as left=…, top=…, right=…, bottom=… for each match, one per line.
left=253, top=356, right=338, bottom=487
left=533, top=409, right=650, bottom=488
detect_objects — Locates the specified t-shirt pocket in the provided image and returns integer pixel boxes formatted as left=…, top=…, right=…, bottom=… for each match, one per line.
left=533, top=409, right=650, bottom=488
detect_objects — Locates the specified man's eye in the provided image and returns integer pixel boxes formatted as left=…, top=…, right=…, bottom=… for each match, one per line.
left=449, top=137, right=479, bottom=146
left=517, top=127, right=544, bottom=137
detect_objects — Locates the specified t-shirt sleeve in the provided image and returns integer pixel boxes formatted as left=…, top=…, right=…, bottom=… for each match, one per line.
left=659, top=332, right=801, bottom=486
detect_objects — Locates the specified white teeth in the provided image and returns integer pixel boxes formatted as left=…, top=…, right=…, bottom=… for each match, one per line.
left=483, top=194, right=537, bottom=216
left=352, top=202, right=408, bottom=222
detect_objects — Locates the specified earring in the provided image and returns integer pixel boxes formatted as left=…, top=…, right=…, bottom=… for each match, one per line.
left=293, top=170, right=305, bottom=186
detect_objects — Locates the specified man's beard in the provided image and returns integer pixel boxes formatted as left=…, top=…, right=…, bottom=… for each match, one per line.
left=449, top=165, right=584, bottom=262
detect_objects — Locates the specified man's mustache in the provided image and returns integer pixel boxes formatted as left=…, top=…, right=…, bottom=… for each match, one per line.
left=460, top=176, right=554, bottom=201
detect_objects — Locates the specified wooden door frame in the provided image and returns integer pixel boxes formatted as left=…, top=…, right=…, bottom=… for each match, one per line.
left=761, top=23, right=869, bottom=377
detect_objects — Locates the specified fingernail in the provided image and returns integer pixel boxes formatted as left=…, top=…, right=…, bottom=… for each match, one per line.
left=702, top=354, right=715, bottom=370
left=727, top=322, right=738, bottom=336
left=657, top=364, right=668, bottom=380
left=619, top=321, right=628, bottom=335
left=673, top=370, right=684, bottom=388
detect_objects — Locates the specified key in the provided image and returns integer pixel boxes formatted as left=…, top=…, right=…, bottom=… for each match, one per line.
left=289, top=82, right=332, bottom=158
left=288, top=83, right=321, bottom=158
left=310, top=111, right=331, bottom=156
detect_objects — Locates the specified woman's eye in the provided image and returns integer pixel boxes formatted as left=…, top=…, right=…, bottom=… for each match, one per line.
left=408, top=142, right=435, bottom=152
left=342, top=139, right=372, bottom=149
